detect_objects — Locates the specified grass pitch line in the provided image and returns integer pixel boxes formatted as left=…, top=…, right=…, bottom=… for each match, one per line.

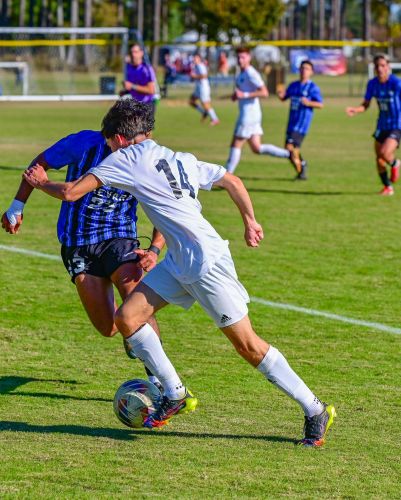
left=251, top=297, right=401, bottom=336
left=1, top=243, right=401, bottom=336
left=0, top=243, right=61, bottom=261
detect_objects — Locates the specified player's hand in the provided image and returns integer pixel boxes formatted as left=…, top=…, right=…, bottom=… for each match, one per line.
left=23, top=164, right=48, bottom=188
left=244, top=220, right=264, bottom=247
left=124, top=81, right=133, bottom=91
left=301, top=97, right=311, bottom=106
left=135, top=248, right=158, bottom=272
left=235, top=88, right=246, bottom=100
left=346, top=107, right=356, bottom=117
left=1, top=212, right=23, bottom=234
left=276, top=87, right=285, bottom=99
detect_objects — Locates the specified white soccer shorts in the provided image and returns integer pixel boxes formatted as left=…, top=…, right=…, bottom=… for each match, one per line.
left=234, top=121, right=263, bottom=139
left=193, top=87, right=211, bottom=103
left=143, top=251, right=249, bottom=328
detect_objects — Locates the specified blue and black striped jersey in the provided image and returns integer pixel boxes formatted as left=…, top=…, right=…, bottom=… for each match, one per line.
left=44, top=130, right=138, bottom=246
left=365, top=74, right=401, bottom=132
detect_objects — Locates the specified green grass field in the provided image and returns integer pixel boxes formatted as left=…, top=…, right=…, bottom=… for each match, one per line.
left=0, top=97, right=400, bottom=498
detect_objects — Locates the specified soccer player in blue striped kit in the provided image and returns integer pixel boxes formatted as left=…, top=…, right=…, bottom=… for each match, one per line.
left=1, top=128, right=167, bottom=388
left=262, top=60, right=323, bottom=180
left=346, top=53, right=401, bottom=196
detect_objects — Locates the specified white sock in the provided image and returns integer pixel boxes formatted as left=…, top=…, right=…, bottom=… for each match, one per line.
left=257, top=346, right=324, bottom=417
left=125, top=323, right=185, bottom=400
left=208, top=108, right=218, bottom=121
left=225, top=147, right=241, bottom=173
left=259, top=144, right=290, bottom=158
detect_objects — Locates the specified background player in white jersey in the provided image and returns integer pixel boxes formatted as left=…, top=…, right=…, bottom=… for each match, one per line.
left=24, top=99, right=336, bottom=447
left=189, top=53, right=219, bottom=126
left=225, top=47, right=285, bottom=174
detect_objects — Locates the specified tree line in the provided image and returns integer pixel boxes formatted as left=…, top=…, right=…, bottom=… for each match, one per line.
left=0, top=0, right=398, bottom=44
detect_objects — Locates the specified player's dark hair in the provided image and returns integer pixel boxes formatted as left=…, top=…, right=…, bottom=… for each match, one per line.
left=236, top=46, right=251, bottom=55
left=300, top=60, right=314, bottom=70
left=373, top=53, right=389, bottom=65
left=101, top=99, right=155, bottom=139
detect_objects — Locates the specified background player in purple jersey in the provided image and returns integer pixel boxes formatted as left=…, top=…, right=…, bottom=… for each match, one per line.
left=122, top=44, right=156, bottom=106
left=1, top=130, right=164, bottom=385
left=346, top=53, right=401, bottom=196
left=262, top=61, right=323, bottom=180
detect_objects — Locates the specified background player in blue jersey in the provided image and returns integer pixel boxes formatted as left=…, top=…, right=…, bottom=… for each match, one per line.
left=263, top=60, right=323, bottom=180
left=346, top=53, right=401, bottom=196
left=1, top=129, right=165, bottom=386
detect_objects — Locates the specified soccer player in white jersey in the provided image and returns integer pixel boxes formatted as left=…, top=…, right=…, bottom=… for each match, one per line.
left=189, top=53, right=219, bottom=126
left=225, top=47, right=287, bottom=174
left=24, top=100, right=336, bottom=447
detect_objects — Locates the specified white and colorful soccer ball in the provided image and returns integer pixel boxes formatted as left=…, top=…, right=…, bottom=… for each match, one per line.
left=113, top=379, right=161, bottom=428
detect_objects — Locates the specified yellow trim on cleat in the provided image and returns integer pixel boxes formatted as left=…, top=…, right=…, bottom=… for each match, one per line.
left=179, top=396, right=198, bottom=414
left=323, top=404, right=337, bottom=440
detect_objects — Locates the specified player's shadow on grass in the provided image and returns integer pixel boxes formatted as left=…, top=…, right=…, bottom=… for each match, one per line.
left=0, top=376, right=112, bottom=403
left=0, top=165, right=24, bottom=172
left=0, top=421, right=297, bottom=444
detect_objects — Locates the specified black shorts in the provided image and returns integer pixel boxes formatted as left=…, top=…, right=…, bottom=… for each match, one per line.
left=61, top=238, right=140, bottom=283
left=373, top=129, right=401, bottom=145
left=285, top=131, right=305, bottom=148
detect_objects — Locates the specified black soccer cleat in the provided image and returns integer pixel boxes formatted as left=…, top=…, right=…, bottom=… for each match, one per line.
left=299, top=403, right=337, bottom=447
left=143, top=389, right=198, bottom=429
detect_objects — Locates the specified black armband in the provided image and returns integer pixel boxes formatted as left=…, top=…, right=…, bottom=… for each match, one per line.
left=148, top=245, right=161, bottom=256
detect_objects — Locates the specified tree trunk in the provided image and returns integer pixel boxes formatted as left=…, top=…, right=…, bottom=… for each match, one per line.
left=67, top=0, right=79, bottom=67
left=40, top=0, right=48, bottom=27
left=161, top=0, right=168, bottom=42
left=137, top=0, right=144, bottom=37
left=306, top=0, right=314, bottom=40
left=330, top=0, right=341, bottom=40
left=152, top=0, right=161, bottom=67
left=340, top=1, right=346, bottom=40
left=28, top=0, right=35, bottom=26
left=84, top=0, right=92, bottom=68
left=56, top=0, right=66, bottom=62
left=293, top=1, right=301, bottom=40
left=319, top=0, right=325, bottom=39
left=117, top=0, right=124, bottom=26
left=287, top=0, right=294, bottom=40
left=19, top=0, right=26, bottom=26
left=363, top=0, right=371, bottom=60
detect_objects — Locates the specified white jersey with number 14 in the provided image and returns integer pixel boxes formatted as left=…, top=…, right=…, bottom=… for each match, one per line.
left=89, top=139, right=228, bottom=284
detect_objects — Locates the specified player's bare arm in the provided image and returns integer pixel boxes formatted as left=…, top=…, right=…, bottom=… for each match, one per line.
left=124, top=80, right=155, bottom=95
left=135, top=228, right=165, bottom=272
left=301, top=97, right=324, bottom=109
left=213, top=172, right=264, bottom=247
left=235, top=85, right=268, bottom=100
left=346, top=99, right=370, bottom=116
left=1, top=152, right=50, bottom=234
left=23, top=165, right=101, bottom=201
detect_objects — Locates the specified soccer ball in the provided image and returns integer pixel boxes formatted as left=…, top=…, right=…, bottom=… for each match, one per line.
left=113, top=379, right=161, bottom=428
